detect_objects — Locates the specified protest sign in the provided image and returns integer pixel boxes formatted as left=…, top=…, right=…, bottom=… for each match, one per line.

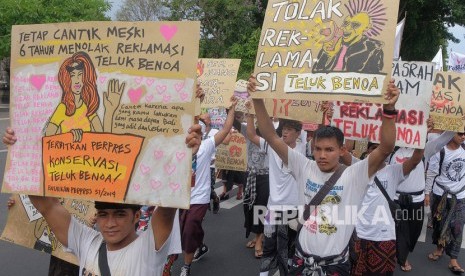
left=430, top=71, right=465, bottom=132
left=265, top=99, right=323, bottom=123
left=332, top=61, right=435, bottom=148
left=252, top=0, right=400, bottom=103
left=215, top=133, right=247, bottom=171
left=1, top=194, right=95, bottom=264
left=3, top=21, right=200, bottom=208
left=235, top=79, right=250, bottom=113
left=207, top=107, right=228, bottom=130
left=198, top=59, right=241, bottom=108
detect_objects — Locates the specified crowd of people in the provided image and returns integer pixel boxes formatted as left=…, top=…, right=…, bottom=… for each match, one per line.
left=3, top=76, right=465, bottom=276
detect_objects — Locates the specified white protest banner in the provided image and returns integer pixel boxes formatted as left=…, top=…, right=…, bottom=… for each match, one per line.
left=252, top=0, right=400, bottom=103
left=332, top=61, right=435, bottom=148
left=448, top=51, right=465, bottom=73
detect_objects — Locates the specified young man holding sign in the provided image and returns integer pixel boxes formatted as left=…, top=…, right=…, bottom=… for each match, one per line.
left=2, top=124, right=202, bottom=276
left=248, top=76, right=399, bottom=275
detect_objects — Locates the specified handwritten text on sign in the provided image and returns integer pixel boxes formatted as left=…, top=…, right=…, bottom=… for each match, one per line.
left=198, top=59, right=241, bottom=108
left=43, top=133, right=143, bottom=201
left=253, top=0, right=400, bottom=102
left=430, top=71, right=465, bottom=132
left=332, top=61, right=435, bottom=148
left=215, top=133, right=247, bottom=172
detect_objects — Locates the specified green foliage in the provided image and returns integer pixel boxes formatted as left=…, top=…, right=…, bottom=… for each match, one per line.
left=0, top=0, right=111, bottom=58
left=398, top=0, right=465, bottom=61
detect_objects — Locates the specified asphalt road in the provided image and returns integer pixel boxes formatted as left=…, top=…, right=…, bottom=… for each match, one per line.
left=0, top=106, right=463, bottom=275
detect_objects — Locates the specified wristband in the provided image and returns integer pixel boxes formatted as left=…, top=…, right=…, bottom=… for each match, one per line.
left=383, top=108, right=398, bottom=115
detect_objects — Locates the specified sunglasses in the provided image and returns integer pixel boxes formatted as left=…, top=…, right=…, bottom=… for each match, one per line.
left=458, top=132, right=465, bottom=136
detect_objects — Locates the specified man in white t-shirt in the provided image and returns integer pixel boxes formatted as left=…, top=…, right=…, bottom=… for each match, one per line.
left=249, top=76, right=400, bottom=275
left=425, top=131, right=465, bottom=274
left=179, top=97, right=238, bottom=276
left=2, top=124, right=202, bottom=276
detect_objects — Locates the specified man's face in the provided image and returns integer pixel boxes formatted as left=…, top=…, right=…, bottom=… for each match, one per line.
left=282, top=126, right=300, bottom=146
left=342, top=13, right=370, bottom=44
left=453, top=132, right=465, bottom=145
left=199, top=113, right=211, bottom=127
left=96, top=209, right=140, bottom=250
left=313, top=137, right=344, bottom=172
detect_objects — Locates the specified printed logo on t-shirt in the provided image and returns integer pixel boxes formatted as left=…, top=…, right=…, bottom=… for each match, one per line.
left=445, top=158, right=465, bottom=182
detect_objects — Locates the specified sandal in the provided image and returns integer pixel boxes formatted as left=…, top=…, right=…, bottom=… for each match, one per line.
left=428, top=252, right=443, bottom=261
left=255, top=249, right=263, bottom=258
left=449, top=264, right=465, bottom=274
left=246, top=240, right=256, bottom=248
left=400, top=262, right=412, bottom=272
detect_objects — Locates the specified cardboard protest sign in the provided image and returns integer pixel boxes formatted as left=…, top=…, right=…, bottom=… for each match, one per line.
left=252, top=0, right=400, bottom=102
left=215, top=133, right=247, bottom=171
left=1, top=194, right=95, bottom=265
left=265, top=98, right=324, bottom=123
left=332, top=61, right=435, bottom=148
left=234, top=79, right=250, bottom=113
left=3, top=21, right=200, bottom=208
left=198, top=59, right=241, bottom=108
left=430, top=71, right=465, bottom=132
left=207, top=107, right=228, bottom=130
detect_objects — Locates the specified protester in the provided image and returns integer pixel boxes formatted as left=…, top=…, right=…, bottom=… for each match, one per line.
left=426, top=131, right=465, bottom=274
left=2, top=123, right=202, bottom=276
left=249, top=75, right=399, bottom=275
left=179, top=96, right=239, bottom=276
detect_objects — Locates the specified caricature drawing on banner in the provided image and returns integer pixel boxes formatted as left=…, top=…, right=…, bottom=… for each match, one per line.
left=252, top=0, right=400, bottom=103
left=3, top=21, right=200, bottom=208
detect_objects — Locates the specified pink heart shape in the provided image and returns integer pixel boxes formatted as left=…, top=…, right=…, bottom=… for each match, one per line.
left=154, top=150, right=164, bottom=159
left=176, top=152, right=186, bottom=161
left=160, top=25, right=178, bottom=42
left=162, top=94, right=171, bottom=104
left=174, top=82, right=185, bottom=92
left=150, top=179, right=162, bottom=190
left=146, top=78, right=155, bottom=87
left=30, top=75, right=46, bottom=91
left=180, top=92, right=189, bottom=101
left=135, top=76, right=143, bottom=84
left=156, top=85, right=167, bottom=94
left=169, top=182, right=180, bottom=192
left=164, top=163, right=176, bottom=175
left=140, top=164, right=150, bottom=175
left=133, top=183, right=141, bottom=191
left=145, top=94, right=154, bottom=103
left=128, top=88, right=144, bottom=104
left=98, top=76, right=107, bottom=84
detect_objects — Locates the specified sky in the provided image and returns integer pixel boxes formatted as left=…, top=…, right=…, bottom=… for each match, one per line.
left=106, top=0, right=465, bottom=57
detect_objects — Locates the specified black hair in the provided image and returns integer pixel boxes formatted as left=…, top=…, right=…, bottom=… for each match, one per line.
left=314, top=126, right=344, bottom=147
left=279, top=119, right=302, bottom=132
left=94, top=201, right=141, bottom=213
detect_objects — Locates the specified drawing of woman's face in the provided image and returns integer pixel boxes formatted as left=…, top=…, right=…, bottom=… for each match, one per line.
left=69, top=62, right=83, bottom=95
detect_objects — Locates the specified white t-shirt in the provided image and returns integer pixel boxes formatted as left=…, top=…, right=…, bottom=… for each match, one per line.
left=241, top=123, right=268, bottom=170
left=288, top=148, right=372, bottom=257
left=429, top=146, right=465, bottom=199
left=68, top=216, right=171, bottom=276
left=260, top=137, right=303, bottom=211
left=204, top=128, right=219, bottom=169
left=356, top=164, right=404, bottom=241
left=191, top=137, right=216, bottom=205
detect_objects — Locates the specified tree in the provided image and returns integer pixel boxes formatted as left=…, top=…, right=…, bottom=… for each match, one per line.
left=398, top=0, right=465, bottom=61
left=115, top=0, right=168, bottom=21
left=0, top=0, right=111, bottom=58
left=162, top=0, right=264, bottom=78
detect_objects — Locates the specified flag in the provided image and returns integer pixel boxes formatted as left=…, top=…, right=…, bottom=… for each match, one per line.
left=393, top=17, right=406, bottom=60
left=432, top=46, right=443, bottom=71
left=448, top=51, right=465, bottom=73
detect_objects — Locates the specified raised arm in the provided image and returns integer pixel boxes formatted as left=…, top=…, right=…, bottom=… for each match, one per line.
left=245, top=101, right=260, bottom=146
left=29, top=196, right=71, bottom=247
left=402, top=148, right=425, bottom=176
left=248, top=75, right=289, bottom=164
left=367, top=80, right=399, bottom=177
left=214, top=96, right=238, bottom=147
